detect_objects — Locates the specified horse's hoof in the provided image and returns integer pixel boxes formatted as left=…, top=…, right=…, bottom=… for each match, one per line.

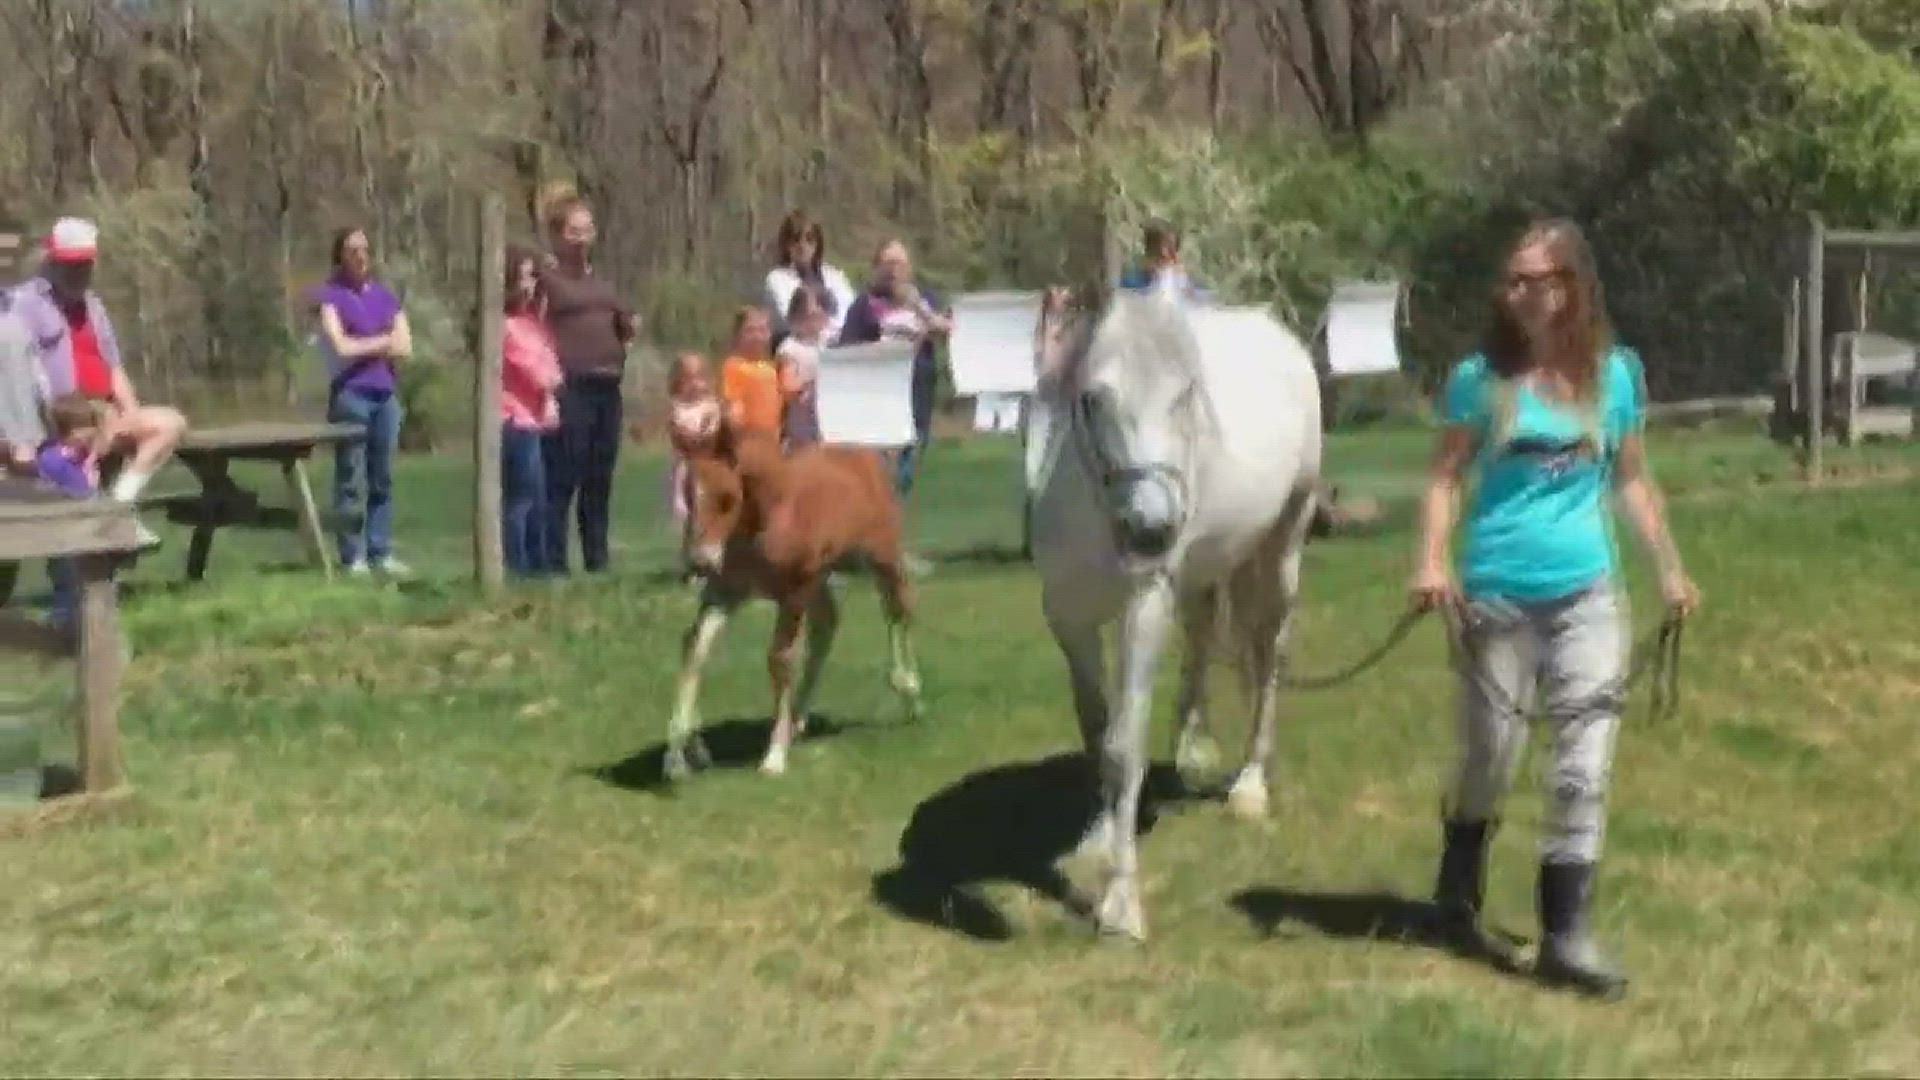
left=1226, top=774, right=1270, bottom=820
left=1095, top=886, right=1147, bottom=942
left=1175, top=732, right=1221, bottom=775
left=686, top=735, right=713, bottom=769
left=664, top=749, right=693, bottom=782
left=759, top=748, right=789, bottom=776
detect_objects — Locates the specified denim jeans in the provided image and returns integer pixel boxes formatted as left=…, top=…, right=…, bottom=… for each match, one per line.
left=46, top=556, right=77, bottom=633
left=893, top=368, right=937, bottom=500
left=1448, top=581, right=1627, bottom=864
left=501, top=423, right=549, bottom=577
left=329, top=387, right=404, bottom=566
left=542, top=376, right=623, bottom=573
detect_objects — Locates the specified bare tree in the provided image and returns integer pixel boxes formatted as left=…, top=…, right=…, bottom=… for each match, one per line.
left=1255, top=0, right=1436, bottom=145
left=645, top=0, right=753, bottom=268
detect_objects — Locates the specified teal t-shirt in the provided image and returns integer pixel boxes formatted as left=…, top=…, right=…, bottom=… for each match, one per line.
left=1442, top=346, right=1646, bottom=603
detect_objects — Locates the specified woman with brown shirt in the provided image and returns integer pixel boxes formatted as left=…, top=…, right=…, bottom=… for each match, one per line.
left=539, top=194, right=637, bottom=574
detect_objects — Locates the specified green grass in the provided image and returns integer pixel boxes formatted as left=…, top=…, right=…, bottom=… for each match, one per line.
left=4, top=427, right=1920, bottom=1076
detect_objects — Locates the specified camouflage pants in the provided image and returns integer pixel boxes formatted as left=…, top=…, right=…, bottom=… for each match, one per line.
left=1448, top=582, right=1627, bottom=865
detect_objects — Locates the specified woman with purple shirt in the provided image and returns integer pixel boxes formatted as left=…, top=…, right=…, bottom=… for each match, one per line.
left=313, top=226, right=413, bottom=578
left=835, top=238, right=953, bottom=501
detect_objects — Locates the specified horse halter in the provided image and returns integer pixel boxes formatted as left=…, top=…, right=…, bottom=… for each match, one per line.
left=1072, top=384, right=1190, bottom=558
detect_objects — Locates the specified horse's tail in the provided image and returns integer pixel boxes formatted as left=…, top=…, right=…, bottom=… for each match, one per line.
left=1204, top=481, right=1321, bottom=699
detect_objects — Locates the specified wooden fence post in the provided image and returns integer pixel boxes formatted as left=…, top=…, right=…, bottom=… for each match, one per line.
left=1803, top=213, right=1825, bottom=483
left=473, top=193, right=506, bottom=595
left=1773, top=276, right=1801, bottom=444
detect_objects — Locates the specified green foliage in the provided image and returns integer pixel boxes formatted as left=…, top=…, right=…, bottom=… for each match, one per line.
left=385, top=256, right=468, bottom=451
left=641, top=269, right=757, bottom=356
left=1101, top=127, right=1447, bottom=326
left=1397, top=4, right=1920, bottom=396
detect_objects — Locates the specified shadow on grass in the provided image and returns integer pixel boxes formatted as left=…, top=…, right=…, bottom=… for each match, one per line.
left=1230, top=887, right=1529, bottom=974
left=39, top=763, right=82, bottom=799
left=872, top=751, right=1217, bottom=943
left=928, top=542, right=1030, bottom=570
left=579, top=714, right=855, bottom=794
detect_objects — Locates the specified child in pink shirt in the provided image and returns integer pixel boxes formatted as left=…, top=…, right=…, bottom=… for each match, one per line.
left=501, top=246, right=564, bottom=577
left=663, top=352, right=722, bottom=581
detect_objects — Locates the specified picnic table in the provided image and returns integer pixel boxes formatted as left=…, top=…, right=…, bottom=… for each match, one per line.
left=161, top=421, right=364, bottom=582
left=0, top=476, right=152, bottom=832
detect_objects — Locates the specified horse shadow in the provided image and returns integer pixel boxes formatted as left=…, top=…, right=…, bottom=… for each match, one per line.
left=1230, top=886, right=1529, bottom=972
left=871, top=751, right=1219, bottom=942
left=579, top=714, right=853, bottom=795
left=929, top=542, right=1030, bottom=570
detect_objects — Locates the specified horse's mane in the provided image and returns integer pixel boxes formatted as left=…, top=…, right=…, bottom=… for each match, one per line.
left=1067, top=291, right=1219, bottom=442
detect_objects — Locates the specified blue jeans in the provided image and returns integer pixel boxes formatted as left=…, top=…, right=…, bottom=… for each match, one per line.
left=894, top=368, right=937, bottom=500
left=501, top=424, right=549, bottom=577
left=47, top=556, right=77, bottom=633
left=329, top=387, right=403, bottom=566
left=542, top=376, right=623, bottom=573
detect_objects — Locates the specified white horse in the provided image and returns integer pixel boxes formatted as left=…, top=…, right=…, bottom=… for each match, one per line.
left=1028, top=288, right=1323, bottom=941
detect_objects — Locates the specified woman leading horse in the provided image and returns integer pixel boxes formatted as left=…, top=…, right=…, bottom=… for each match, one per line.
left=1412, top=219, right=1699, bottom=1000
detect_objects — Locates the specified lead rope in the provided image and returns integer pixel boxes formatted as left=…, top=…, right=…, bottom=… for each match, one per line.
left=1277, top=607, right=1429, bottom=690
left=1437, top=596, right=1686, bottom=722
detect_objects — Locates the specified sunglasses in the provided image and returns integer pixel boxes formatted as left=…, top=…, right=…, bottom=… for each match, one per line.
left=1506, top=268, right=1571, bottom=290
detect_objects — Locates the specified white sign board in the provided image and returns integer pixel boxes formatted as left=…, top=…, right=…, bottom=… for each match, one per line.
left=1024, top=395, right=1058, bottom=492
left=1324, top=280, right=1403, bottom=377
left=816, top=339, right=917, bottom=448
left=949, top=290, right=1042, bottom=395
left=972, top=392, right=1025, bottom=434
left=0, top=310, right=48, bottom=450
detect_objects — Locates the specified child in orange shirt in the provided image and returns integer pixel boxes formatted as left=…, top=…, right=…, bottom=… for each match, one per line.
left=719, top=306, right=784, bottom=441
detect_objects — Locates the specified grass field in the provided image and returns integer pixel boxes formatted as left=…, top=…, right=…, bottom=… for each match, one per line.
left=4, top=425, right=1920, bottom=1076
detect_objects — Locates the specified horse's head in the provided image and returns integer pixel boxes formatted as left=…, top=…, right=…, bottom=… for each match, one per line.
left=1072, top=291, right=1207, bottom=560
left=682, top=420, right=784, bottom=574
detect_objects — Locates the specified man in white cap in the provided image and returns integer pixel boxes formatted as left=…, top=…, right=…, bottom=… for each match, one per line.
left=11, top=217, right=188, bottom=504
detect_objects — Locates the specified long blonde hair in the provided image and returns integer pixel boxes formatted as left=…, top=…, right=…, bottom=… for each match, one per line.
left=1483, top=219, right=1615, bottom=451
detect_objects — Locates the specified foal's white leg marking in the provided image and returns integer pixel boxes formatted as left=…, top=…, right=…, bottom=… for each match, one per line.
left=761, top=604, right=807, bottom=776
left=668, top=601, right=731, bottom=779
left=887, top=623, right=922, bottom=704
left=793, top=587, right=841, bottom=735
left=875, top=566, right=925, bottom=719
left=1228, top=489, right=1314, bottom=819
left=1173, top=587, right=1222, bottom=777
left=1097, top=577, right=1174, bottom=942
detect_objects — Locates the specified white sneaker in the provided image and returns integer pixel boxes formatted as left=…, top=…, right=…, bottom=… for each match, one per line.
left=902, top=552, right=933, bottom=579
left=132, top=521, right=159, bottom=547
left=371, top=557, right=413, bottom=579
left=344, top=560, right=372, bottom=577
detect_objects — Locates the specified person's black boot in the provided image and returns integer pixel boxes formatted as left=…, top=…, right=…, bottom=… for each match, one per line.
left=1431, top=820, right=1520, bottom=969
left=1535, top=859, right=1628, bottom=1000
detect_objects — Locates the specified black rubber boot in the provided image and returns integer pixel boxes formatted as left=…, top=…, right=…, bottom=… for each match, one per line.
left=1535, top=860, right=1628, bottom=1000
left=1431, top=820, right=1520, bottom=969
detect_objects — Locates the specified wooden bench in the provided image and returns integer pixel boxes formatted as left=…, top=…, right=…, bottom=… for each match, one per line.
left=1832, top=330, right=1918, bottom=445
left=0, top=477, right=152, bottom=833
left=162, top=421, right=364, bottom=582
